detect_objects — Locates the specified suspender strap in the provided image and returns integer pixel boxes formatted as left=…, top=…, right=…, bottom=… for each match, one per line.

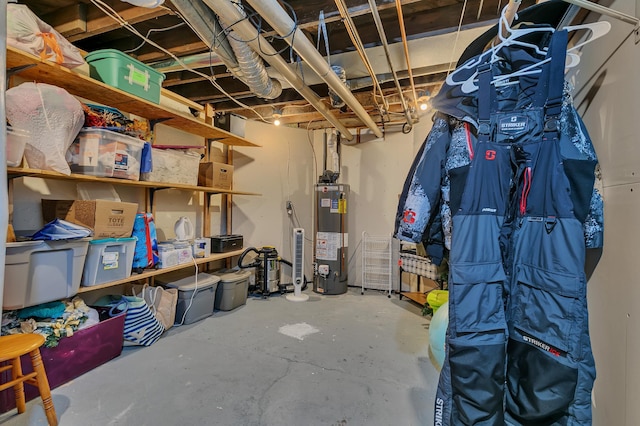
left=534, top=29, right=569, bottom=132
left=545, top=29, right=568, bottom=119
left=477, top=63, right=492, bottom=140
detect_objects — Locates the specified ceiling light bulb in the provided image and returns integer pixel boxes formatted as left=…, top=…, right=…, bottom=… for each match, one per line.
left=420, top=102, right=428, bottom=111
left=272, top=108, right=283, bottom=126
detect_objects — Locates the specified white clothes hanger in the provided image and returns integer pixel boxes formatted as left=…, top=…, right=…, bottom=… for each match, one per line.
left=446, top=19, right=610, bottom=93
left=492, top=20, right=610, bottom=87
left=493, top=8, right=554, bottom=59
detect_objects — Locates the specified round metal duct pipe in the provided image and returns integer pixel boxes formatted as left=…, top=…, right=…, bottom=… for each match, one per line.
left=172, top=0, right=281, bottom=99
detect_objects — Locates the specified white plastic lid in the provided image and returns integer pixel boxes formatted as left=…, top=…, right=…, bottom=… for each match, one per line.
left=159, top=272, right=220, bottom=291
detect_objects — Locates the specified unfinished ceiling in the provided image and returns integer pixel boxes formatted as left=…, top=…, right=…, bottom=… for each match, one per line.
left=19, top=0, right=560, bottom=133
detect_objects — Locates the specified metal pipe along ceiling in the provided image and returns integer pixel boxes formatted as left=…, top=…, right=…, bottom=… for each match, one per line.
left=334, top=0, right=389, bottom=116
left=395, top=0, right=417, bottom=112
left=246, top=0, right=383, bottom=139
left=368, top=0, right=414, bottom=128
left=172, top=0, right=281, bottom=99
left=202, top=0, right=354, bottom=139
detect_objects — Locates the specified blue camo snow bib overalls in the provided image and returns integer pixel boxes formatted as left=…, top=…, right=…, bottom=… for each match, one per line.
left=436, top=30, right=597, bottom=425
left=505, top=31, right=597, bottom=425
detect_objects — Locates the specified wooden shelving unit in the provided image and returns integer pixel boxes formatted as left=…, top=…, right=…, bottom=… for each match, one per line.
left=399, top=291, right=429, bottom=306
left=5, top=47, right=261, bottom=295
left=5, top=46, right=259, bottom=147
left=77, top=249, right=246, bottom=294
left=7, top=167, right=261, bottom=196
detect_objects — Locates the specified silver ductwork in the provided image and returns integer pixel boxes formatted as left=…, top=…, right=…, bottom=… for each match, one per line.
left=202, top=0, right=354, bottom=139
left=216, top=4, right=281, bottom=99
left=171, top=0, right=239, bottom=76
left=172, top=0, right=281, bottom=99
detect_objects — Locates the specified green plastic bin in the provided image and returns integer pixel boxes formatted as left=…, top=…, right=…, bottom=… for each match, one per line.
left=85, top=49, right=165, bottom=104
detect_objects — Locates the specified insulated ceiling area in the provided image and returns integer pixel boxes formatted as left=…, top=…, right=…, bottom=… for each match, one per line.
left=19, top=0, right=561, bottom=133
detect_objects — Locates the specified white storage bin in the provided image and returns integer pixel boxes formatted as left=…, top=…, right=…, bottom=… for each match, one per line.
left=157, top=243, right=179, bottom=269
left=67, top=128, right=144, bottom=180
left=174, top=241, right=193, bottom=265
left=3, top=239, right=90, bottom=310
left=82, top=237, right=136, bottom=286
left=141, top=148, right=201, bottom=185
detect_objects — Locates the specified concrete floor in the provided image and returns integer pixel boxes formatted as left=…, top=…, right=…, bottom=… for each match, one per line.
left=0, top=288, right=439, bottom=426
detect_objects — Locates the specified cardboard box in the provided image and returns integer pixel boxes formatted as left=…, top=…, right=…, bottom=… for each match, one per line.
left=0, top=307, right=125, bottom=413
left=42, top=199, right=138, bottom=238
left=198, top=162, right=234, bottom=190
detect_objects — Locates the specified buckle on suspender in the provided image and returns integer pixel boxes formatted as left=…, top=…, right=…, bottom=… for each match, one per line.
left=544, top=116, right=559, bottom=132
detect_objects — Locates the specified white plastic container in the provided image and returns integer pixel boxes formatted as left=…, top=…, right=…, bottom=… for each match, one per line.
left=3, top=239, right=90, bottom=310
left=141, top=148, right=201, bottom=185
left=81, top=237, right=136, bottom=286
left=157, top=243, right=178, bottom=269
left=6, top=126, right=28, bottom=167
left=192, top=238, right=210, bottom=258
left=67, top=128, right=145, bottom=180
left=156, top=272, right=221, bottom=324
left=174, top=241, right=193, bottom=265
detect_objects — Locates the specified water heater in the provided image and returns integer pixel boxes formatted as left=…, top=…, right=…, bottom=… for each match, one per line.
left=313, top=184, right=349, bottom=295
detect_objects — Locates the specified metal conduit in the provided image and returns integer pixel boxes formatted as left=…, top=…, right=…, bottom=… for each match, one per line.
left=368, top=0, right=414, bottom=129
left=334, top=0, right=389, bottom=116
left=395, top=0, right=418, bottom=112
left=245, top=0, right=383, bottom=138
left=203, top=0, right=354, bottom=140
left=562, top=0, right=639, bottom=25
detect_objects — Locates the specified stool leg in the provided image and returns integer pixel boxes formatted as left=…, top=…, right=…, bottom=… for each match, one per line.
left=29, top=349, right=58, bottom=426
left=10, top=357, right=26, bottom=414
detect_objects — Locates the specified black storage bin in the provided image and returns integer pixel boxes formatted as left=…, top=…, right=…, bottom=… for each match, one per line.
left=210, top=234, right=243, bottom=253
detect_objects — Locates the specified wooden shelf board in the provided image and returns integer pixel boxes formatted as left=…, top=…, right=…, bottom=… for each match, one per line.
left=6, top=46, right=260, bottom=147
left=7, top=167, right=261, bottom=196
left=400, top=292, right=427, bottom=306
left=77, top=248, right=246, bottom=294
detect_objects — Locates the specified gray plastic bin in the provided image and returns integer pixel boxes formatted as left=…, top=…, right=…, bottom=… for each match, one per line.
left=156, top=272, right=220, bottom=324
left=3, top=239, right=90, bottom=310
left=213, top=270, right=251, bottom=311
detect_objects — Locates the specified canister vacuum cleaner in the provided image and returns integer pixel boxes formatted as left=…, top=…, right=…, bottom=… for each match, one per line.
left=237, top=246, right=308, bottom=298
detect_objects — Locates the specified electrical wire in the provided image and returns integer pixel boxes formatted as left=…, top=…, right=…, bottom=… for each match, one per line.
left=124, top=22, right=186, bottom=54
left=89, top=0, right=268, bottom=121
left=446, top=0, right=469, bottom=78
left=334, top=0, right=388, bottom=115
left=176, top=257, right=201, bottom=326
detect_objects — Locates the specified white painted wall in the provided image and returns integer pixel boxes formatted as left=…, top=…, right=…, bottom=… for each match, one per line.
left=231, top=116, right=431, bottom=288
left=565, top=1, right=639, bottom=424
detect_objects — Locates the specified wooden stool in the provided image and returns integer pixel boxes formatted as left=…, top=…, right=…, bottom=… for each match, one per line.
left=0, top=334, right=58, bottom=426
